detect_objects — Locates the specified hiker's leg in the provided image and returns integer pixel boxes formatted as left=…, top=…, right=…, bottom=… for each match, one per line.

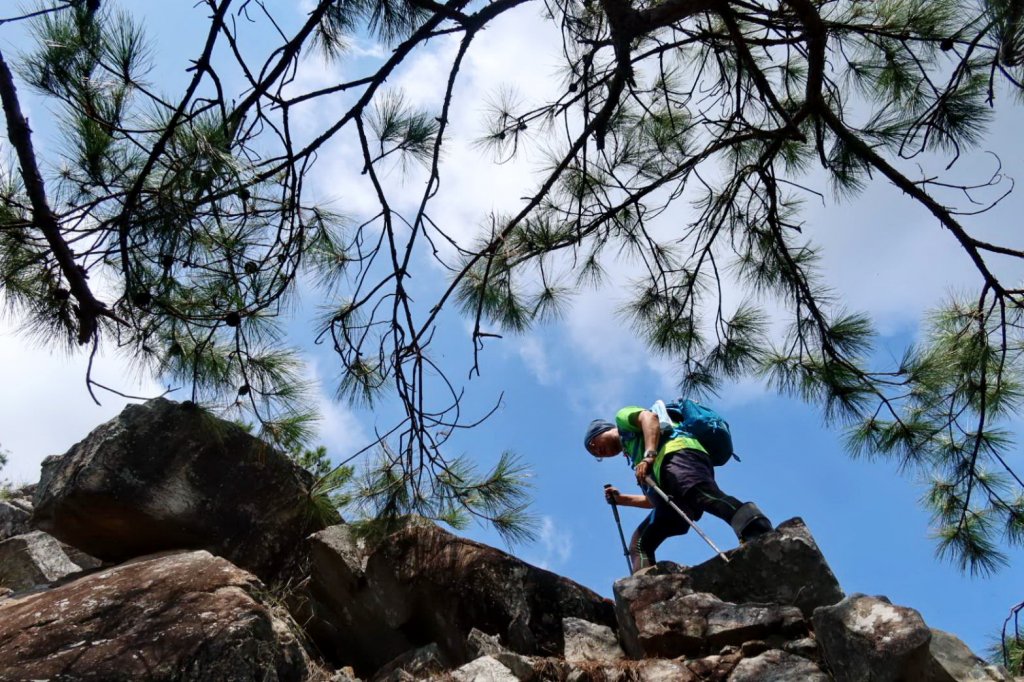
left=684, top=481, right=773, bottom=542
left=629, top=508, right=685, bottom=573
left=683, top=481, right=742, bottom=521
left=730, top=502, right=773, bottom=541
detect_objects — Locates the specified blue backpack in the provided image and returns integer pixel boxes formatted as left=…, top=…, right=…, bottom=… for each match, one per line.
left=659, top=398, right=738, bottom=466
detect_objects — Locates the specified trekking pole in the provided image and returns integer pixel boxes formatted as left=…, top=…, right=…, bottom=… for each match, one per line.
left=644, top=476, right=730, bottom=563
left=603, top=484, right=633, bottom=574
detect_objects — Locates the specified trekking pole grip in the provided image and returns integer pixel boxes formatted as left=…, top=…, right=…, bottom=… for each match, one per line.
left=603, top=483, right=619, bottom=511
left=603, top=484, right=631, bottom=574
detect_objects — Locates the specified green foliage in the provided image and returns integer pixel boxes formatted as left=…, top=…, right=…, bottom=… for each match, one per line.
left=997, top=635, right=1024, bottom=675
left=289, top=445, right=354, bottom=527
left=3, top=0, right=1023, bottom=563
left=0, top=443, right=10, bottom=498
left=349, top=445, right=537, bottom=547
left=990, top=601, right=1024, bottom=675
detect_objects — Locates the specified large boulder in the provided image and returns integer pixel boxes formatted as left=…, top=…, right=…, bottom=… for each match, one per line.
left=685, top=517, right=844, bottom=618
left=812, top=593, right=931, bottom=682
left=926, top=629, right=1012, bottom=681
left=0, top=530, right=84, bottom=591
left=301, top=520, right=616, bottom=676
left=0, top=550, right=311, bottom=681
left=727, top=649, right=831, bottom=681
left=613, top=582, right=805, bottom=658
left=562, top=617, right=625, bottom=665
left=32, top=398, right=333, bottom=579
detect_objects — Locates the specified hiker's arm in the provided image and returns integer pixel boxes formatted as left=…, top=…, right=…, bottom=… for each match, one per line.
left=606, top=489, right=652, bottom=508
left=633, top=410, right=661, bottom=484
left=621, top=494, right=653, bottom=508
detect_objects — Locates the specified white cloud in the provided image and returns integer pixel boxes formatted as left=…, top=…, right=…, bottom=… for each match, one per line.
left=305, top=358, right=369, bottom=460
left=516, top=336, right=560, bottom=386
left=525, top=515, right=573, bottom=569
left=0, top=327, right=165, bottom=485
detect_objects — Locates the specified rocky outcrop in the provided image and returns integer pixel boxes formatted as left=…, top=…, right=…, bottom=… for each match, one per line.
left=612, top=520, right=837, bottom=661
left=299, top=521, right=616, bottom=675
left=813, top=593, right=932, bottom=682
left=32, top=398, right=334, bottom=580
left=0, top=550, right=311, bottom=681
left=0, top=530, right=85, bottom=591
left=1, top=402, right=1010, bottom=682
left=926, top=628, right=1010, bottom=681
left=562, top=617, right=625, bottom=665
left=684, top=517, right=844, bottom=617
left=728, top=649, right=831, bottom=681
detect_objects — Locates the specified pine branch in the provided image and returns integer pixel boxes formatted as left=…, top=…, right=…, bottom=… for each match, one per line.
left=0, top=50, right=107, bottom=344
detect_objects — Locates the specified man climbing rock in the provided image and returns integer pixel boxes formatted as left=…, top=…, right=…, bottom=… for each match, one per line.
left=585, top=404, right=772, bottom=573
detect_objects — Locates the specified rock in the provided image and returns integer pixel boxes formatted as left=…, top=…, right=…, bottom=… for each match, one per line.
left=467, top=628, right=508, bottom=658
left=60, top=541, right=102, bottom=570
left=782, top=636, right=820, bottom=662
left=633, top=659, right=698, bottom=681
left=562, top=617, right=625, bottom=664
left=0, top=495, right=33, bottom=541
left=619, top=590, right=714, bottom=658
left=705, top=600, right=805, bottom=647
left=451, top=655, right=520, bottom=682
left=727, top=649, right=831, bottom=681
left=32, top=398, right=333, bottom=580
left=613, top=585, right=806, bottom=659
left=0, top=550, right=310, bottom=681
left=740, top=640, right=769, bottom=657
left=813, top=593, right=931, bottom=682
left=926, top=629, right=1010, bottom=681
left=331, top=667, right=362, bottom=682
left=612, top=567, right=695, bottom=657
left=0, top=530, right=83, bottom=591
left=685, top=518, right=844, bottom=618
left=685, top=650, right=742, bottom=679
left=303, top=520, right=615, bottom=675
left=466, top=628, right=538, bottom=680
left=371, top=643, right=447, bottom=682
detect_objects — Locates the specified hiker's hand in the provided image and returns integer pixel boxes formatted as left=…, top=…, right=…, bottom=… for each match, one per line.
left=635, top=452, right=655, bottom=485
left=604, top=486, right=620, bottom=504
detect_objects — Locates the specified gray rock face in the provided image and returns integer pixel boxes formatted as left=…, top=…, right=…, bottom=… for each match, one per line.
left=371, top=643, right=447, bottom=682
left=612, top=565, right=695, bottom=658
left=466, top=628, right=538, bottom=680
left=813, top=593, right=931, bottom=682
left=0, top=550, right=310, bottom=681
left=613, top=582, right=806, bottom=659
left=0, top=530, right=83, bottom=591
left=0, top=496, right=33, bottom=541
left=562, top=617, right=625, bottom=664
left=452, top=656, right=520, bottom=682
left=32, top=398, right=332, bottom=580
left=685, top=518, right=844, bottom=618
left=727, top=649, right=831, bottom=681
left=302, top=520, right=616, bottom=676
left=633, top=659, right=698, bottom=681
left=926, top=629, right=1010, bottom=681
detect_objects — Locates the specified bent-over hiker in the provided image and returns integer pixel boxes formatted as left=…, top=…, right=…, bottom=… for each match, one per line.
left=585, top=404, right=772, bottom=573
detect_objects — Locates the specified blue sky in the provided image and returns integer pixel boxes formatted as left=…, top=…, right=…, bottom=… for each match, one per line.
left=1, top=0, right=1022, bottom=660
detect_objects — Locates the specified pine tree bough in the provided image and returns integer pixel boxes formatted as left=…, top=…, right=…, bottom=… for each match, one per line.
left=0, top=0, right=1023, bottom=571
left=0, top=52, right=107, bottom=345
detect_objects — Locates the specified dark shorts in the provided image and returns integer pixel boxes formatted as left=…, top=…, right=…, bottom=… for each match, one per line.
left=647, top=448, right=716, bottom=520
left=629, top=450, right=741, bottom=570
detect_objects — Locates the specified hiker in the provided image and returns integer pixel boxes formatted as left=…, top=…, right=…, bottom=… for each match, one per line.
left=585, top=404, right=772, bottom=573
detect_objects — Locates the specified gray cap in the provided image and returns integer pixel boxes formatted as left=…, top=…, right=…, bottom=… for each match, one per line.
left=584, top=419, right=615, bottom=452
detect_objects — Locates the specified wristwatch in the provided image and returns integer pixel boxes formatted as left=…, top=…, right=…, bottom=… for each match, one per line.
left=643, top=449, right=657, bottom=463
